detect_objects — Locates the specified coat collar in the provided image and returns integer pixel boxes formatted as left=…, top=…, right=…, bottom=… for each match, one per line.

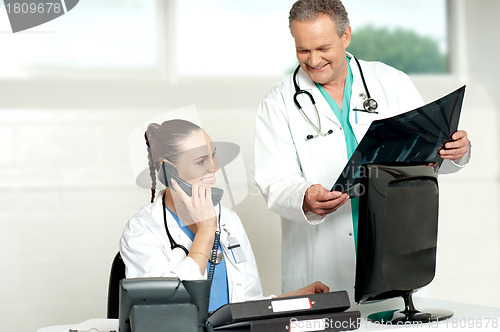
left=294, top=52, right=366, bottom=126
left=150, top=191, right=194, bottom=252
left=150, top=191, right=230, bottom=251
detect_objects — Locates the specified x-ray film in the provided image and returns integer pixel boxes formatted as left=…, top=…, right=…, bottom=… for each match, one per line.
left=332, top=85, right=466, bottom=197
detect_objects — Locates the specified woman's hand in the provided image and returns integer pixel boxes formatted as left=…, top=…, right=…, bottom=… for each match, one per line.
left=171, top=178, right=217, bottom=229
left=171, top=178, right=217, bottom=274
left=277, top=281, right=330, bottom=298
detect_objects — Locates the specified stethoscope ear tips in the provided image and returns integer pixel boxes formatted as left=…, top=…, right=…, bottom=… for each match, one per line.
left=306, top=129, right=333, bottom=140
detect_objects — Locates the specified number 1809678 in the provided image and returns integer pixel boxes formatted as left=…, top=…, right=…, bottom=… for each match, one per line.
left=5, top=2, right=63, bottom=14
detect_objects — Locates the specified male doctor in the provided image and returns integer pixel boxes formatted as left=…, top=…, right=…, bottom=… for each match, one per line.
left=254, top=0, right=470, bottom=299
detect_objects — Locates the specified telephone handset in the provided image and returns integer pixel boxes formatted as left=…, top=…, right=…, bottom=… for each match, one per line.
left=159, top=162, right=224, bottom=206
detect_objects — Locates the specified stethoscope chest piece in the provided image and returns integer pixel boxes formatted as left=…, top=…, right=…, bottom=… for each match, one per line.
left=364, top=98, right=378, bottom=111
left=353, top=56, right=379, bottom=114
left=360, top=93, right=378, bottom=113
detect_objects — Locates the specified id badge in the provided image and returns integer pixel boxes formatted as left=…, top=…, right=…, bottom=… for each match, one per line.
left=227, top=236, right=246, bottom=263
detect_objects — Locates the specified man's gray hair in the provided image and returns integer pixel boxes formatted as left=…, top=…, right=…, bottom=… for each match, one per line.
left=289, top=0, right=350, bottom=37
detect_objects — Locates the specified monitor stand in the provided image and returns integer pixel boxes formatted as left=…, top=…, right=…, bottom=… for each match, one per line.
left=367, top=292, right=453, bottom=324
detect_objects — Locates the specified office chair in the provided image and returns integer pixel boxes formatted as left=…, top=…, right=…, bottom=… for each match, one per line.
left=107, top=252, right=126, bottom=319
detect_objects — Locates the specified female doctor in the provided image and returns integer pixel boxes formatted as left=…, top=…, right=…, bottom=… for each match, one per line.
left=120, top=119, right=328, bottom=312
left=254, top=1, right=470, bottom=300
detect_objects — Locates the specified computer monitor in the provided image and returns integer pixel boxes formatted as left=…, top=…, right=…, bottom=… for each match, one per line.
left=354, top=163, right=453, bottom=323
left=118, top=277, right=211, bottom=332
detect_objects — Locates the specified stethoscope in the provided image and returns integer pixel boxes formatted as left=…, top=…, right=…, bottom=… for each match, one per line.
left=293, top=56, right=378, bottom=140
left=161, top=195, right=223, bottom=276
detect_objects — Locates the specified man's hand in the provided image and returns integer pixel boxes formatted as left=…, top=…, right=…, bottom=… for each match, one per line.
left=278, top=281, right=330, bottom=298
left=439, top=130, right=470, bottom=161
left=302, top=184, right=349, bottom=217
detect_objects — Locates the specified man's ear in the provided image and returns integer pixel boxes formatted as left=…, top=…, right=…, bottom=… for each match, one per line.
left=342, top=25, right=351, bottom=48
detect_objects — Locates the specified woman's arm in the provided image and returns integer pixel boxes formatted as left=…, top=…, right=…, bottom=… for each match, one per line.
left=171, top=179, right=217, bottom=274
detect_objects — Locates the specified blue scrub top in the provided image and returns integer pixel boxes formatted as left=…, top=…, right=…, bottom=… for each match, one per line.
left=167, top=208, right=230, bottom=312
left=315, top=57, right=360, bottom=248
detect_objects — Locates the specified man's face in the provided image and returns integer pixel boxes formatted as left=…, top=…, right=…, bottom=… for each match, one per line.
left=291, top=13, right=351, bottom=87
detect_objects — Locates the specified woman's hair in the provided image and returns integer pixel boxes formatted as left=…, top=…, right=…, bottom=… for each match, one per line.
left=144, top=119, right=203, bottom=203
left=289, top=0, right=350, bottom=37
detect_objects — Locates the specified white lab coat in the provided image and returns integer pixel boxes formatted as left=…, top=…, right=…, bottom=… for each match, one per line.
left=254, top=53, right=469, bottom=299
left=120, top=191, right=264, bottom=303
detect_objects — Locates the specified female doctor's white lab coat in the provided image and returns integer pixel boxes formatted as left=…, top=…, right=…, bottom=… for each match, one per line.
left=120, top=191, right=264, bottom=303
left=254, top=53, right=469, bottom=299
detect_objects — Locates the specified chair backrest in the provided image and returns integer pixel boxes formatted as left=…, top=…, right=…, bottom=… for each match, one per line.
left=107, top=252, right=126, bottom=319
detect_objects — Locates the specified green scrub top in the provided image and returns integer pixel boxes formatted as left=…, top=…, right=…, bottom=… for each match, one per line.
left=315, top=57, right=360, bottom=249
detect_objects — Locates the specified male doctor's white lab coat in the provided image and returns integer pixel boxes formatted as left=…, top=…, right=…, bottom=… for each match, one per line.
left=255, top=53, right=469, bottom=299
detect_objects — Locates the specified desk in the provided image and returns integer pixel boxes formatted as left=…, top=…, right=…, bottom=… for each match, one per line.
left=37, top=297, right=500, bottom=332
left=37, top=319, right=118, bottom=332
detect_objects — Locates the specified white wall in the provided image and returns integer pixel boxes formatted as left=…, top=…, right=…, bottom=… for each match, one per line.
left=414, top=0, right=500, bottom=306
left=0, top=1, right=499, bottom=331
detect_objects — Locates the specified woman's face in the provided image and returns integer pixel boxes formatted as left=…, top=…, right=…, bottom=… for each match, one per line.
left=174, top=130, right=219, bottom=187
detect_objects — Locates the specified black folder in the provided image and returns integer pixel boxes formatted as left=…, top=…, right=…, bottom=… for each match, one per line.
left=332, top=85, right=466, bottom=197
left=214, top=311, right=361, bottom=331
left=208, top=291, right=351, bottom=328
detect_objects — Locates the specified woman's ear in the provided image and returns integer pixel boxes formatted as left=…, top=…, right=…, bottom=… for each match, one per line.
left=158, top=159, right=180, bottom=187
left=160, top=159, right=175, bottom=172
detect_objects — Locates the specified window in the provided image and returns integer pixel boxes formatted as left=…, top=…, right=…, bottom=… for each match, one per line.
left=346, top=0, right=448, bottom=74
left=176, top=0, right=297, bottom=77
left=0, top=0, right=158, bottom=77
left=177, top=0, right=449, bottom=77
left=0, top=0, right=448, bottom=78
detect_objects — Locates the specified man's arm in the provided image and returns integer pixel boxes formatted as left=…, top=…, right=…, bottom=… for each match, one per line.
left=255, top=90, right=316, bottom=224
left=438, top=130, right=471, bottom=174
